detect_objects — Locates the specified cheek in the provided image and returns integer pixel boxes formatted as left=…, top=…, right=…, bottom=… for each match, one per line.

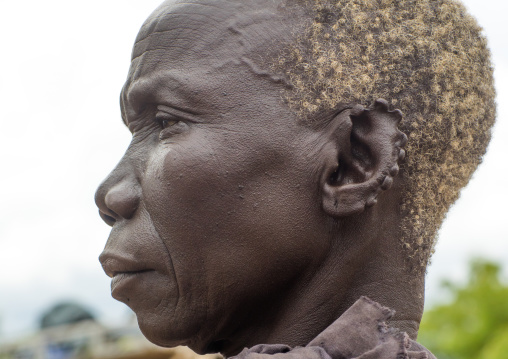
left=142, top=133, right=328, bottom=299
left=142, top=142, right=241, bottom=264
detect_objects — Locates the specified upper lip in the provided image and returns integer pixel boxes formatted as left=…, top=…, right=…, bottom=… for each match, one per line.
left=99, top=252, right=153, bottom=278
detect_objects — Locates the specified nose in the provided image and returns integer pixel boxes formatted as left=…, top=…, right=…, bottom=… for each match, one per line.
left=95, top=170, right=141, bottom=226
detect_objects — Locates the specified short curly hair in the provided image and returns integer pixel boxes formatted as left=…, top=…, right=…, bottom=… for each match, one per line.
left=273, top=0, right=496, bottom=271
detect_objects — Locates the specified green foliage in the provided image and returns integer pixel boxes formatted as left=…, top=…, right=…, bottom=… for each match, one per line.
left=418, top=259, right=508, bottom=359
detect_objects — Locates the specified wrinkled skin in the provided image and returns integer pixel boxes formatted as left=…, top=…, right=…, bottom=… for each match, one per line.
left=96, top=0, right=424, bottom=356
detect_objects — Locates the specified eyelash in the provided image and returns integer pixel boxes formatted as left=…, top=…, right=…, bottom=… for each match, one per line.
left=153, top=111, right=190, bottom=140
left=154, top=113, right=180, bottom=129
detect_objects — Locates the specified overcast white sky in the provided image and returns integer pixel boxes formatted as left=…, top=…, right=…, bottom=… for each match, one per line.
left=0, top=0, right=506, bottom=341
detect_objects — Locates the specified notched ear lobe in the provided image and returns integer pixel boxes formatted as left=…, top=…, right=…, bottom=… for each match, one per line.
left=322, top=99, right=408, bottom=217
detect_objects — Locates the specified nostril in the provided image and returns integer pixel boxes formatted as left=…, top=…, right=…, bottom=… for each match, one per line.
left=96, top=172, right=141, bottom=223
left=104, top=182, right=140, bottom=220
left=99, top=210, right=116, bottom=227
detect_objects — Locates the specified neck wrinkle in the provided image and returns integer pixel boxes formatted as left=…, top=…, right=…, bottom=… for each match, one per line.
left=339, top=185, right=425, bottom=341
left=222, top=180, right=425, bottom=354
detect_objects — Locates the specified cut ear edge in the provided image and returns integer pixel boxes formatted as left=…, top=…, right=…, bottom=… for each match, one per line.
left=323, top=173, right=393, bottom=217
left=321, top=98, right=407, bottom=218
left=350, top=99, right=404, bottom=123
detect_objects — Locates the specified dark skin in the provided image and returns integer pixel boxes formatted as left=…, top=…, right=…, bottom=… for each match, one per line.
left=96, top=0, right=423, bottom=356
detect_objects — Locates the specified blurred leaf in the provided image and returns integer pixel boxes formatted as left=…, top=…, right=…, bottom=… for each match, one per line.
left=418, top=259, right=508, bottom=359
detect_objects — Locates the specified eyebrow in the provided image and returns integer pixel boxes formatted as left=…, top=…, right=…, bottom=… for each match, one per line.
left=120, top=70, right=203, bottom=126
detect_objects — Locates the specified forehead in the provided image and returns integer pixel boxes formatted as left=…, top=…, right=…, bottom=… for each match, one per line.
left=133, top=0, right=295, bottom=56
left=121, top=0, right=298, bottom=110
left=133, top=0, right=241, bottom=62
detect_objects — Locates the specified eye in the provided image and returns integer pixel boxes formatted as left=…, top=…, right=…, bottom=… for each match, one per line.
left=161, top=119, right=179, bottom=128
left=155, top=113, right=180, bottom=129
left=154, top=111, right=190, bottom=140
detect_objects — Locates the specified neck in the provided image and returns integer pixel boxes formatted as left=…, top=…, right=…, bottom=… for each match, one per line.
left=332, top=186, right=425, bottom=339
left=218, top=188, right=425, bottom=356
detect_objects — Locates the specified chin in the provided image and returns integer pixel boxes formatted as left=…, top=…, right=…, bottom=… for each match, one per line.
left=136, top=310, right=211, bottom=353
left=137, top=316, right=185, bottom=348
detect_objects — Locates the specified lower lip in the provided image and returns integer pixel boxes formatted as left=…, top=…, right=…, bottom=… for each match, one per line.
left=111, top=270, right=154, bottom=296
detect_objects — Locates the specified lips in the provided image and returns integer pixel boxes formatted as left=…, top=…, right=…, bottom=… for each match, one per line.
left=99, top=254, right=151, bottom=277
left=99, top=251, right=160, bottom=300
left=111, top=269, right=155, bottom=298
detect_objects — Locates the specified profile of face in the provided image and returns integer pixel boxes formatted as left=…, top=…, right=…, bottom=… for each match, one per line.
left=96, top=0, right=411, bottom=355
left=96, top=0, right=335, bottom=354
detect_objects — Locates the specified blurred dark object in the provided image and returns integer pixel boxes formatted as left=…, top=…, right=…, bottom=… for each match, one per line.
left=40, top=303, right=95, bottom=329
left=1, top=307, right=220, bottom=359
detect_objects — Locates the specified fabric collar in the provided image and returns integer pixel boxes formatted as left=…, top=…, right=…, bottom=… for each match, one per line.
left=231, top=297, right=436, bottom=359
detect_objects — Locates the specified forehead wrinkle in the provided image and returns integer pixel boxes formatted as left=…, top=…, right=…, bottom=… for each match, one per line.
left=132, top=26, right=225, bottom=63
left=139, top=0, right=227, bottom=35
left=132, top=13, right=223, bottom=60
left=134, top=1, right=234, bottom=49
left=132, top=1, right=290, bottom=62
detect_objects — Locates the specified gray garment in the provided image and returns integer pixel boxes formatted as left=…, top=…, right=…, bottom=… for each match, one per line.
left=232, top=297, right=435, bottom=359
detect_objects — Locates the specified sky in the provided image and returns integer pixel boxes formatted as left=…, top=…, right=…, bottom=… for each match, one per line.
left=0, top=0, right=506, bottom=341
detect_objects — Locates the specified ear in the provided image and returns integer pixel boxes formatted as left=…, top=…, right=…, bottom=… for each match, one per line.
left=321, top=99, right=407, bottom=217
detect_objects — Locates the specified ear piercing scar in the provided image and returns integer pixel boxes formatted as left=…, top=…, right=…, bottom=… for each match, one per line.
left=366, top=197, right=378, bottom=207
left=389, top=165, right=399, bottom=177
left=356, top=99, right=406, bottom=211
left=398, top=149, right=406, bottom=161
left=381, top=176, right=394, bottom=190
